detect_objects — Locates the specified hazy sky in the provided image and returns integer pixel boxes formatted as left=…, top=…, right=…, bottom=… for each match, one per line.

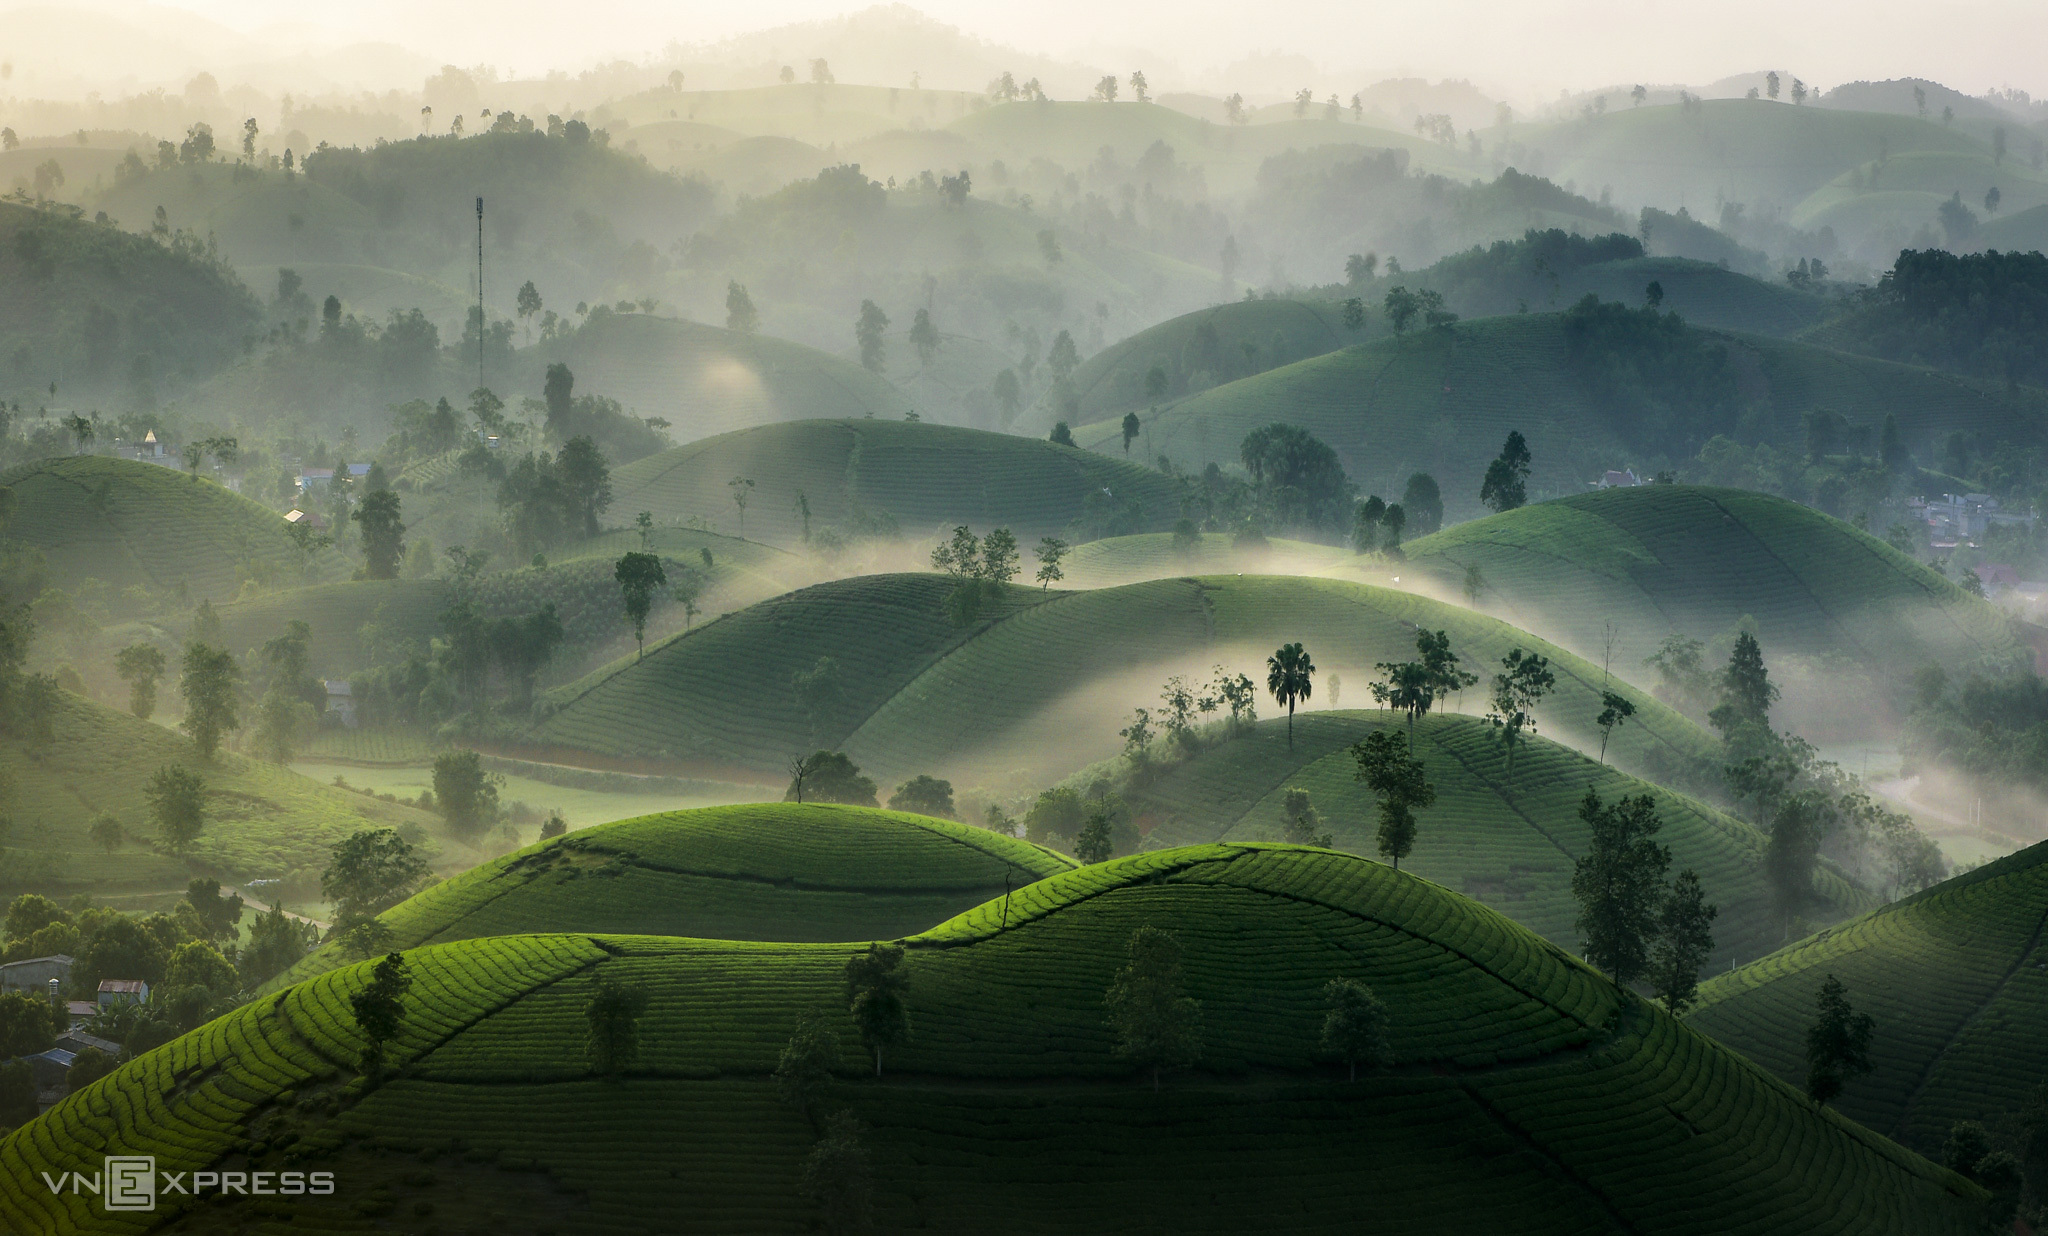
left=42, top=0, right=2048, bottom=101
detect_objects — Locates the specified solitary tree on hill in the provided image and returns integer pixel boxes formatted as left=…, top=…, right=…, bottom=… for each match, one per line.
left=1383, top=286, right=1420, bottom=335
left=1487, top=648, right=1555, bottom=780
left=725, top=281, right=759, bottom=333
left=1708, top=632, right=1778, bottom=740
left=353, top=489, right=405, bottom=579
left=1034, top=537, right=1068, bottom=588
left=585, top=975, right=649, bottom=1079
left=350, top=951, right=413, bottom=1074
left=321, top=828, right=432, bottom=934
left=774, top=1012, right=841, bottom=1129
left=1595, top=690, right=1635, bottom=763
left=854, top=300, right=889, bottom=372
left=179, top=642, right=240, bottom=760
left=114, top=643, right=166, bottom=720
left=1805, top=974, right=1874, bottom=1106
left=910, top=308, right=940, bottom=366
left=1267, top=642, right=1315, bottom=749
left=1480, top=430, right=1532, bottom=512
left=145, top=764, right=206, bottom=852
left=614, top=550, right=667, bottom=661
left=1352, top=729, right=1435, bottom=868
left=1571, top=789, right=1670, bottom=986
left=1120, top=411, right=1141, bottom=454
left=1281, top=788, right=1332, bottom=846
left=845, top=942, right=909, bottom=1077
left=1649, top=869, right=1717, bottom=1014
left=432, top=750, right=501, bottom=836
left=1319, top=978, right=1389, bottom=1081
left=1105, top=925, right=1203, bottom=1091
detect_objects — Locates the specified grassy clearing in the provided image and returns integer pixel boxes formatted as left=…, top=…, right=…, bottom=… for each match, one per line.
left=1400, top=485, right=2018, bottom=720
left=1058, top=530, right=1353, bottom=587
left=608, top=417, right=1183, bottom=547
left=269, top=802, right=1078, bottom=989
left=0, top=689, right=441, bottom=897
left=2, top=454, right=345, bottom=608
left=2, top=845, right=1978, bottom=1234
left=1137, top=712, right=1873, bottom=964
left=1691, top=837, right=2048, bottom=1153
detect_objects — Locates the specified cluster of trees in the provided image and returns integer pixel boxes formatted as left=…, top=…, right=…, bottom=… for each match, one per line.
left=1569, top=789, right=1719, bottom=1013
left=1831, top=249, right=2048, bottom=390
left=1904, top=665, right=2048, bottom=804
left=350, top=554, right=565, bottom=726
left=1118, top=665, right=1260, bottom=764
left=1559, top=295, right=1745, bottom=460
left=1349, top=473, right=1442, bottom=553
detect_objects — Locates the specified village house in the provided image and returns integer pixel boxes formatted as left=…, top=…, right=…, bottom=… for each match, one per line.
left=0, top=954, right=72, bottom=994
left=96, top=978, right=149, bottom=1008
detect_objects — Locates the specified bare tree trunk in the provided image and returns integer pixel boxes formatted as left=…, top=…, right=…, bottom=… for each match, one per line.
left=874, top=1046, right=882, bottom=1078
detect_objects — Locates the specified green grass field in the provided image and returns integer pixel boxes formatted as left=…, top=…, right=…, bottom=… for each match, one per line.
left=1690, top=837, right=2048, bottom=1153
left=0, top=689, right=442, bottom=898
left=0, top=845, right=1979, bottom=1234
left=607, top=418, right=1184, bottom=546
left=533, top=572, right=1719, bottom=789
left=1073, top=313, right=2043, bottom=521
left=269, top=802, right=1078, bottom=988
left=1398, top=485, right=2018, bottom=729
left=1135, top=712, right=1873, bottom=964
left=1, top=455, right=346, bottom=608
left=1058, top=530, right=1354, bottom=587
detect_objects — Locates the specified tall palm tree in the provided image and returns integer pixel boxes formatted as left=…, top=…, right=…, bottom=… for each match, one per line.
left=1267, top=642, right=1316, bottom=749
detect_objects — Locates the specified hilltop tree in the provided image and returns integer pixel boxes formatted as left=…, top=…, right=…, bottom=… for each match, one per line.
left=1380, top=503, right=1406, bottom=552
left=1093, top=74, right=1119, bottom=102
left=1708, top=632, right=1778, bottom=742
left=353, top=489, right=405, bottom=579
left=586, top=976, right=649, bottom=1078
left=1401, top=472, right=1442, bottom=535
left=1104, top=925, right=1203, bottom=1091
left=89, top=813, right=123, bottom=854
left=845, top=942, right=909, bottom=1076
left=1353, top=729, right=1435, bottom=868
left=614, top=551, right=667, bottom=661
left=145, top=764, right=206, bottom=852
left=1343, top=297, right=1366, bottom=332
left=855, top=300, right=890, bottom=372
left=113, top=643, right=166, bottom=720
left=1595, top=690, right=1635, bottom=763
left=1649, top=869, right=1718, bottom=1014
left=1805, top=974, right=1874, bottom=1106
left=1121, top=412, right=1141, bottom=454
left=179, top=642, right=240, bottom=760
left=1049, top=421, right=1076, bottom=447
left=1034, top=537, right=1068, bottom=588
left=239, top=903, right=318, bottom=988
left=888, top=775, right=955, bottom=819
left=1319, top=978, right=1390, bottom=1081
left=1480, top=431, right=1532, bottom=512
left=1487, top=648, right=1555, bottom=779
left=1281, top=788, right=1332, bottom=846
left=774, top=1012, right=842, bottom=1127
left=1266, top=643, right=1315, bottom=749
left=786, top=751, right=879, bottom=806
left=726, top=281, right=759, bottom=333
left=1129, top=70, right=1149, bottom=102
left=350, top=951, right=413, bottom=1073
left=1570, top=789, right=1670, bottom=985
left=516, top=279, right=543, bottom=332
left=1353, top=495, right=1386, bottom=553
left=909, top=308, right=940, bottom=365
left=432, top=750, right=501, bottom=836
left=1383, top=286, right=1420, bottom=335
left=1646, top=280, right=1664, bottom=309
left=1074, top=807, right=1115, bottom=863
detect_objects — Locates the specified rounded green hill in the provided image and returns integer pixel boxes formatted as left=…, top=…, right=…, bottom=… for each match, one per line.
left=607, top=418, right=1182, bottom=546
left=1689, top=837, right=2048, bottom=1152
left=0, top=454, right=343, bottom=607
left=532, top=572, right=1718, bottom=787
left=4, top=846, right=1978, bottom=1233
left=1134, top=711, right=1872, bottom=963
left=1399, top=485, right=2017, bottom=723
left=1073, top=312, right=2039, bottom=519
left=271, top=802, right=1077, bottom=988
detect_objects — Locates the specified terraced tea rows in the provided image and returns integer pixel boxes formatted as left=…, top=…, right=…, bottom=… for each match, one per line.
left=1137, top=712, right=1873, bottom=962
left=269, top=803, right=1079, bottom=988
left=1, top=455, right=346, bottom=607
left=0, top=846, right=1980, bottom=1234
left=608, top=418, right=1182, bottom=546
left=1400, top=485, right=2018, bottom=688
left=1690, top=838, right=2048, bottom=1152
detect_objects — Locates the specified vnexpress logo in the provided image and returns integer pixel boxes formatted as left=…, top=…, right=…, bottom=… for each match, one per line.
left=41, top=1156, right=335, bottom=1211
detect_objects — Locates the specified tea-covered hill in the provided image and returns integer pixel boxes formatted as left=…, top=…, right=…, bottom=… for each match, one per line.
left=1, top=846, right=1980, bottom=1234
left=268, top=802, right=1078, bottom=987
left=1690, top=837, right=2048, bottom=1153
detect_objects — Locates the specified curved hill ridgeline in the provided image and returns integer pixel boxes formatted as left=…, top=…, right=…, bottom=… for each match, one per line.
left=271, top=803, right=1078, bottom=989
left=533, top=572, right=1718, bottom=788
left=2, top=688, right=440, bottom=897
left=536, top=311, right=913, bottom=438
left=1058, top=530, right=1354, bottom=587
left=608, top=418, right=1183, bottom=547
left=1, top=454, right=344, bottom=608
left=1399, top=485, right=2018, bottom=722
left=1690, top=838, right=2048, bottom=1153
left=1073, top=312, right=2041, bottom=522
left=1136, top=712, right=1872, bottom=964
left=3, top=846, right=1979, bottom=1234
